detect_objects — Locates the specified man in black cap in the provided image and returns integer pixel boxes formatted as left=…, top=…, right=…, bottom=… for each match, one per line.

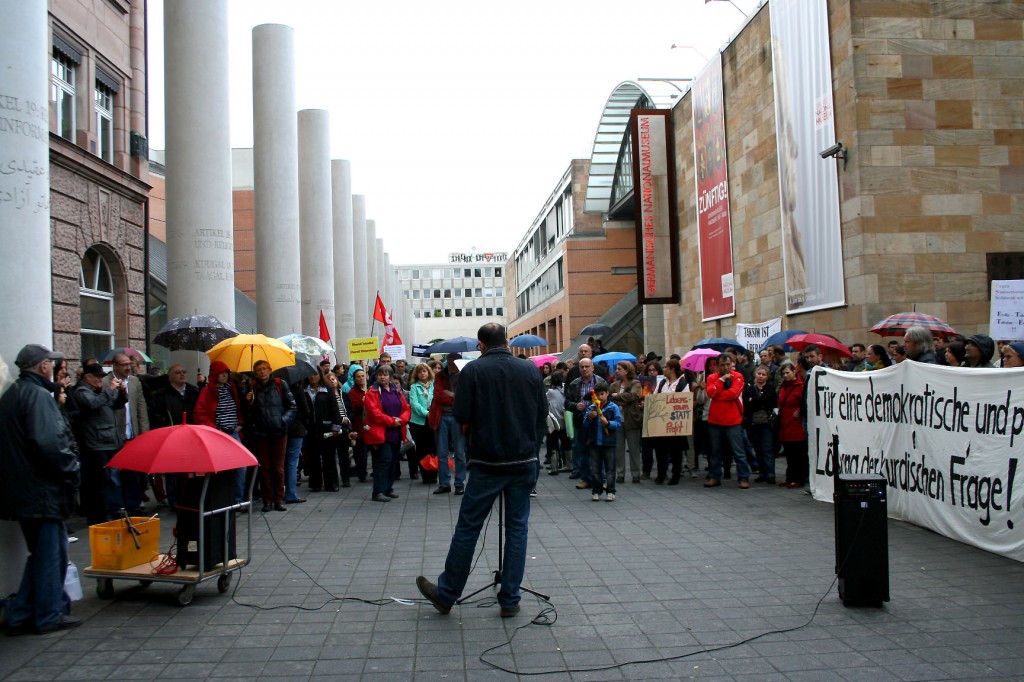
left=0, top=344, right=82, bottom=635
left=73, top=362, right=128, bottom=524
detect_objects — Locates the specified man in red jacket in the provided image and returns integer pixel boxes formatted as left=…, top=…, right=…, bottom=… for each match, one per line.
left=704, top=353, right=752, bottom=489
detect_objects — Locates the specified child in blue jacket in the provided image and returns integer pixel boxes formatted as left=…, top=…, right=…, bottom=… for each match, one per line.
left=584, top=382, right=623, bottom=501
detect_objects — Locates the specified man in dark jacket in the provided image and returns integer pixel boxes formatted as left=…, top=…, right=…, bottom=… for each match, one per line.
left=73, top=363, right=128, bottom=524
left=416, top=323, right=546, bottom=618
left=0, top=344, right=82, bottom=635
left=246, top=360, right=297, bottom=512
left=147, top=364, right=200, bottom=506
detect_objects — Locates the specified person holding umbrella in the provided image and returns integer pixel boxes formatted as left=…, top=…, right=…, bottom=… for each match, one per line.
left=246, top=360, right=298, bottom=512
left=194, top=360, right=248, bottom=505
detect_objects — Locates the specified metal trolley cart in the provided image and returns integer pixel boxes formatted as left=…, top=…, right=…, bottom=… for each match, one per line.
left=84, top=424, right=259, bottom=606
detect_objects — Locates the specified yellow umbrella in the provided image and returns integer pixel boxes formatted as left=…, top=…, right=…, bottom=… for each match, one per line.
left=206, top=333, right=295, bottom=372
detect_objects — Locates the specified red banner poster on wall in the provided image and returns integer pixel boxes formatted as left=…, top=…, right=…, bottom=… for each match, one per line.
left=692, top=54, right=735, bottom=321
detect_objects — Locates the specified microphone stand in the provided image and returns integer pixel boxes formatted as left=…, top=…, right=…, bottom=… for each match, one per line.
left=457, top=493, right=549, bottom=603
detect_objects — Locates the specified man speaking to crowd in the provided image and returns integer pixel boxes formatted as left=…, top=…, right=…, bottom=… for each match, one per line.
left=417, top=323, right=547, bottom=618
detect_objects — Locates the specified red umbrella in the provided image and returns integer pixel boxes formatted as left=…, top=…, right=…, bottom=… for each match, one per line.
left=870, top=312, right=959, bottom=338
left=786, top=333, right=853, bottom=358
left=106, top=424, right=257, bottom=474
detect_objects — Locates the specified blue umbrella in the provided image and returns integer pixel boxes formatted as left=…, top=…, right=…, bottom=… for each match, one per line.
left=758, top=329, right=809, bottom=353
left=425, top=336, right=479, bottom=354
left=592, top=351, right=639, bottom=371
left=509, top=333, right=548, bottom=349
left=692, top=337, right=746, bottom=353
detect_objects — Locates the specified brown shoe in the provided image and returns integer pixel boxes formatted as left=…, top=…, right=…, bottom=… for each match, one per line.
left=738, top=480, right=750, bottom=489
left=416, top=576, right=451, bottom=615
left=703, top=479, right=721, bottom=488
left=575, top=482, right=590, bottom=489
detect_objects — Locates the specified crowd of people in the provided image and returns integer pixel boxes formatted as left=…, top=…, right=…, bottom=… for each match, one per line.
left=2, top=324, right=1021, bottom=631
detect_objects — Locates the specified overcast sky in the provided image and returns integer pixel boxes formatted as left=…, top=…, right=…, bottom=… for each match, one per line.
left=146, top=0, right=758, bottom=265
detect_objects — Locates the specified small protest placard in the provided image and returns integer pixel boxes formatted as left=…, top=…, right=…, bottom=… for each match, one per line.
left=641, top=391, right=693, bottom=438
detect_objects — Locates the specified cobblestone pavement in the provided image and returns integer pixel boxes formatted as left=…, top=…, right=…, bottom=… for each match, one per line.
left=2, top=465, right=1023, bottom=680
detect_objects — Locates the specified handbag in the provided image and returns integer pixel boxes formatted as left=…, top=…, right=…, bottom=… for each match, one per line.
left=767, top=411, right=780, bottom=431
left=420, top=454, right=439, bottom=472
left=400, top=424, right=415, bottom=453
left=564, top=410, right=575, bottom=439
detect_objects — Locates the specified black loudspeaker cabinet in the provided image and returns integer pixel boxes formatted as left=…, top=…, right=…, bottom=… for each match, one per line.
left=834, top=473, right=890, bottom=607
left=175, top=471, right=236, bottom=571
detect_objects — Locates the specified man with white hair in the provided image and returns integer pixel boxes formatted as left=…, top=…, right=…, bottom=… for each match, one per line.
left=0, top=345, right=82, bottom=635
left=902, top=326, right=939, bottom=364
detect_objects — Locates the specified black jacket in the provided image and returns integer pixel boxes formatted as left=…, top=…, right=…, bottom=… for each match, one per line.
left=453, top=348, right=546, bottom=470
left=0, top=373, right=80, bottom=520
left=247, top=377, right=297, bottom=438
left=149, top=382, right=200, bottom=428
left=72, top=381, right=128, bottom=451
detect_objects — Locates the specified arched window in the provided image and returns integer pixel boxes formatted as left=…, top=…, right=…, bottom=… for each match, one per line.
left=80, top=248, right=115, bottom=360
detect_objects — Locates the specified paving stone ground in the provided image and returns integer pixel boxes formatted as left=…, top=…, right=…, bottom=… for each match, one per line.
left=2, top=464, right=1023, bottom=681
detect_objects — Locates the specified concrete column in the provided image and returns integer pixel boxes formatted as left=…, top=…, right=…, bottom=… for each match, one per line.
left=351, top=195, right=370, bottom=337
left=0, top=2, right=51, bottom=362
left=253, top=24, right=301, bottom=337
left=331, top=160, right=356, bottom=361
left=0, top=0, right=47, bottom=601
left=375, top=238, right=386, bottom=320
left=298, top=109, right=334, bottom=339
left=383, top=254, right=392, bottom=316
left=165, top=0, right=235, bottom=334
left=365, top=219, right=378, bottom=334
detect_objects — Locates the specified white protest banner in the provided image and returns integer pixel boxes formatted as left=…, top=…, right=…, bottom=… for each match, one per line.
left=641, top=391, right=693, bottom=438
left=383, top=344, right=406, bottom=361
left=990, top=279, right=1024, bottom=341
left=806, top=363, right=1024, bottom=562
left=736, top=317, right=782, bottom=354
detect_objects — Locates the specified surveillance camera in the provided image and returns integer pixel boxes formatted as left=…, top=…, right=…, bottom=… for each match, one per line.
left=820, top=142, right=843, bottom=159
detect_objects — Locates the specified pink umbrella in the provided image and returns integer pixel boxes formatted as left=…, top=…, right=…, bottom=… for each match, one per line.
left=681, top=348, right=721, bottom=372
left=530, top=353, right=560, bottom=367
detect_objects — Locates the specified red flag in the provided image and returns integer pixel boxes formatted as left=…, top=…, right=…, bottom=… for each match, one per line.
left=373, top=294, right=388, bottom=324
left=318, top=310, right=331, bottom=343
left=380, top=307, right=403, bottom=353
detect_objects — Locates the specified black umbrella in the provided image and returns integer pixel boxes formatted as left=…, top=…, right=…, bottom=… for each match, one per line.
left=425, top=336, right=479, bottom=354
left=154, top=315, right=240, bottom=352
left=272, top=358, right=318, bottom=385
left=579, top=323, right=612, bottom=338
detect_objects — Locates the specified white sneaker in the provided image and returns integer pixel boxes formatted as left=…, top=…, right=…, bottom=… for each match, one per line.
left=592, top=492, right=601, bottom=502
left=606, top=493, right=616, bottom=502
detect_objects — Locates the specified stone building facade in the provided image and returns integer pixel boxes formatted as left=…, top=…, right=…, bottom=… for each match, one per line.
left=658, top=0, right=1024, bottom=351
left=48, top=0, right=149, bottom=364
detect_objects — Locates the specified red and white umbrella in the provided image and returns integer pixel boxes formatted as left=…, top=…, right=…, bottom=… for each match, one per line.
left=869, top=312, right=958, bottom=338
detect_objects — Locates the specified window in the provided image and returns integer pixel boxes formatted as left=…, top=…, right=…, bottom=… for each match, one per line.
left=465, top=288, right=473, bottom=297
left=496, top=307, right=504, bottom=316
left=80, top=249, right=115, bottom=360
left=95, top=81, right=114, bottom=162
left=476, top=308, right=483, bottom=316
left=484, top=288, right=494, bottom=298
left=443, top=289, right=451, bottom=298
left=444, top=309, right=452, bottom=318
left=423, top=289, right=430, bottom=299
left=411, top=269, right=419, bottom=279
left=403, top=290, right=411, bottom=299
left=51, top=52, right=75, bottom=141
left=466, top=309, right=473, bottom=317
left=433, top=269, right=443, bottom=278
left=412, top=290, right=420, bottom=299
left=433, top=289, right=441, bottom=299
left=475, top=288, right=482, bottom=297
left=485, top=267, right=493, bottom=277
left=455, top=309, right=463, bottom=317
left=464, top=268, right=472, bottom=277
left=475, top=268, right=482, bottom=277
left=486, top=308, right=493, bottom=316
left=495, top=267, right=502, bottom=278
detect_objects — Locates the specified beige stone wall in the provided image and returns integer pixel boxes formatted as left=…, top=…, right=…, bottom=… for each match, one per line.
left=661, top=0, right=1024, bottom=354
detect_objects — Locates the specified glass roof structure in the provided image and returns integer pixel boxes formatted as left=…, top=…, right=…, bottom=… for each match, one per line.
left=583, top=79, right=691, bottom=216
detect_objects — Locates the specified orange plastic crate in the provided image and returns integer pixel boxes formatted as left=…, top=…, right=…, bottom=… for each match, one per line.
left=88, top=517, right=161, bottom=570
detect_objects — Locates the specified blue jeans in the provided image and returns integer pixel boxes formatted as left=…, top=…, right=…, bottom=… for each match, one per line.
left=435, top=415, right=466, bottom=487
left=571, top=427, right=592, bottom=483
left=285, top=436, right=304, bottom=500
left=371, top=441, right=398, bottom=497
left=708, top=424, right=751, bottom=481
left=436, top=466, right=538, bottom=609
left=589, top=445, right=616, bottom=494
left=8, top=519, right=70, bottom=631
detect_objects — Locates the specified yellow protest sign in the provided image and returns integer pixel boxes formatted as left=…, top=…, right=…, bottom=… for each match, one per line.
left=348, top=337, right=380, bottom=361
left=641, top=391, right=693, bottom=438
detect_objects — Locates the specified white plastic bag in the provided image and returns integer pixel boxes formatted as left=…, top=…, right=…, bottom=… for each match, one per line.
left=65, top=561, right=83, bottom=601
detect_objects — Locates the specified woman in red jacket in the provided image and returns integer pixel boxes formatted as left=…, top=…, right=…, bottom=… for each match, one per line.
left=776, top=361, right=808, bottom=488
left=193, top=360, right=248, bottom=503
left=704, top=353, right=752, bottom=489
left=362, top=365, right=411, bottom=502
